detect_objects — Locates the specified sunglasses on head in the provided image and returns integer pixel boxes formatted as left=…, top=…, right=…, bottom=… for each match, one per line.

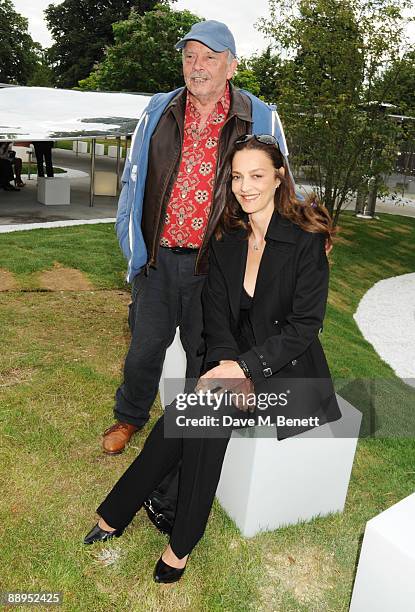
left=234, top=134, right=279, bottom=148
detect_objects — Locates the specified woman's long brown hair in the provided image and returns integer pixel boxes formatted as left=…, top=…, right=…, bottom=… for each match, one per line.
left=215, top=136, right=336, bottom=248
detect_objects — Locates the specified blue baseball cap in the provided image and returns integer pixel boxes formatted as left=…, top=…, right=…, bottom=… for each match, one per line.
left=175, top=20, right=236, bottom=57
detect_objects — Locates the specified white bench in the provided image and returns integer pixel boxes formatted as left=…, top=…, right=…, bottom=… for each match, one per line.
left=160, top=332, right=362, bottom=536
left=350, top=492, right=415, bottom=611
left=37, top=177, right=70, bottom=206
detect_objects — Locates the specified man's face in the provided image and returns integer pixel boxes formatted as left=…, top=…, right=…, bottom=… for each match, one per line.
left=182, top=40, right=237, bottom=103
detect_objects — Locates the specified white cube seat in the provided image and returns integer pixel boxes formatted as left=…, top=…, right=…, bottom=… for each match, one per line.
left=350, top=492, right=415, bottom=612
left=108, top=145, right=123, bottom=158
left=72, top=141, right=86, bottom=153
left=37, top=177, right=70, bottom=205
left=94, top=143, right=105, bottom=156
left=160, top=327, right=186, bottom=406
left=216, top=396, right=361, bottom=536
left=160, top=332, right=362, bottom=537
left=93, top=171, right=117, bottom=196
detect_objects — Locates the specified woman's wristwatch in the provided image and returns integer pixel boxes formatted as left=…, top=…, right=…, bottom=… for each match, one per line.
left=236, top=358, right=252, bottom=379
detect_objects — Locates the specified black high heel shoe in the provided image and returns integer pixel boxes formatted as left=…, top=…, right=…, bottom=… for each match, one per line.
left=83, top=522, right=124, bottom=545
left=153, top=556, right=187, bottom=584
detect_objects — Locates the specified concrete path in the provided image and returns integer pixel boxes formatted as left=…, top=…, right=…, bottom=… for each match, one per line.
left=0, top=218, right=116, bottom=234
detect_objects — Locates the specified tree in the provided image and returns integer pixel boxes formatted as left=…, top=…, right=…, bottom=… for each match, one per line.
left=258, top=0, right=415, bottom=222
left=238, top=48, right=286, bottom=103
left=374, top=50, right=415, bottom=115
left=45, top=0, right=163, bottom=89
left=232, top=64, right=261, bottom=97
left=0, top=0, right=39, bottom=84
left=373, top=50, right=415, bottom=196
left=78, top=4, right=202, bottom=93
left=26, top=49, right=55, bottom=87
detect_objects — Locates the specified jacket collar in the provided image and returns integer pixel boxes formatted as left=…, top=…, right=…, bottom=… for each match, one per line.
left=162, top=81, right=252, bottom=123
left=265, top=210, right=299, bottom=244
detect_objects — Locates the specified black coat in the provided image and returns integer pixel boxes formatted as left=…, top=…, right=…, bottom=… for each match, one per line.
left=202, top=210, right=341, bottom=439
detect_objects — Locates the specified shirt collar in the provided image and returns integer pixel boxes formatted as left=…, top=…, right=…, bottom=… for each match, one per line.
left=186, top=80, right=231, bottom=119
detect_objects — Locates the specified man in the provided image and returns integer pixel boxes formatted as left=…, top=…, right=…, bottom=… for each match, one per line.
left=103, top=20, right=290, bottom=532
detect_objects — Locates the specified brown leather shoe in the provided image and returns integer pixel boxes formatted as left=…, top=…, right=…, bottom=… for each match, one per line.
left=102, top=422, right=139, bottom=455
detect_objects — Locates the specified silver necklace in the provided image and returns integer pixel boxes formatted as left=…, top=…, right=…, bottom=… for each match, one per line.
left=251, top=239, right=264, bottom=251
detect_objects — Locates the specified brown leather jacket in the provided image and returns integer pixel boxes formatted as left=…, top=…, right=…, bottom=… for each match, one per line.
left=141, top=82, right=253, bottom=275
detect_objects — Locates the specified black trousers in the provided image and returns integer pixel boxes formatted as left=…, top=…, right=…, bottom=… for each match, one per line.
left=0, top=158, right=14, bottom=186
left=97, top=413, right=230, bottom=558
left=114, top=247, right=206, bottom=515
left=33, top=142, right=54, bottom=177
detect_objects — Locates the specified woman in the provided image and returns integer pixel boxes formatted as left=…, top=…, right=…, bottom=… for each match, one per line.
left=84, top=134, right=341, bottom=583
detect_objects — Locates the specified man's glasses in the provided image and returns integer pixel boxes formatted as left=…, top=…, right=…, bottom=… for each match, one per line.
left=234, top=134, right=280, bottom=148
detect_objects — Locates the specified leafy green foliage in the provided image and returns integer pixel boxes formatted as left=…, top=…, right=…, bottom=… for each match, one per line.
left=78, top=4, right=202, bottom=93
left=0, top=0, right=40, bottom=84
left=238, top=48, right=287, bottom=104
left=373, top=49, right=415, bottom=115
left=45, top=0, right=162, bottom=89
left=26, top=48, right=55, bottom=87
left=232, top=66, right=261, bottom=97
left=257, top=0, right=415, bottom=220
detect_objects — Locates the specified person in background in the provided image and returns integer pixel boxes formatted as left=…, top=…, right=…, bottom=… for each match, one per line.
left=0, top=141, right=25, bottom=189
left=33, top=141, right=54, bottom=178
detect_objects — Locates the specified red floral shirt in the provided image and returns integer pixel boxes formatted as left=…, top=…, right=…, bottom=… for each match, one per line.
left=160, top=82, right=231, bottom=248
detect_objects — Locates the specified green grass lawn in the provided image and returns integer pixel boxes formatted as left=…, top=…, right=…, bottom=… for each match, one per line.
left=21, top=164, right=66, bottom=175
left=0, top=212, right=414, bottom=611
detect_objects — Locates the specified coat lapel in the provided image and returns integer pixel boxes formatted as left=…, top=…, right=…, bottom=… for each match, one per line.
left=213, top=229, right=247, bottom=321
left=212, top=212, right=299, bottom=320
left=253, top=213, right=298, bottom=305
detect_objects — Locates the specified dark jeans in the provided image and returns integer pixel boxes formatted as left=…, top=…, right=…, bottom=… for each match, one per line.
left=33, top=142, right=54, bottom=177
left=114, top=247, right=206, bottom=514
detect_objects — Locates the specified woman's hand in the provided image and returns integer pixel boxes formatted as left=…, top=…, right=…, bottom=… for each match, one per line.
left=196, top=360, right=246, bottom=393
left=196, top=360, right=255, bottom=412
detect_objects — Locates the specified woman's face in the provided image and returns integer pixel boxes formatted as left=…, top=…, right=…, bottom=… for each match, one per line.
left=231, top=148, right=282, bottom=216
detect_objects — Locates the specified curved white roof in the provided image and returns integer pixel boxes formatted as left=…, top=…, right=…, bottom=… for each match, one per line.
left=0, top=86, right=150, bottom=140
